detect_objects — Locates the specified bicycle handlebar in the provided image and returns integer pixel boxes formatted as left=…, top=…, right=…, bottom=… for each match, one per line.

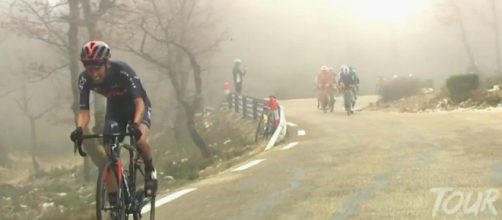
left=73, top=133, right=134, bottom=157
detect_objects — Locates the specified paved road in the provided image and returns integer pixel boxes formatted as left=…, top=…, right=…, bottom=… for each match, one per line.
left=147, top=96, right=502, bottom=219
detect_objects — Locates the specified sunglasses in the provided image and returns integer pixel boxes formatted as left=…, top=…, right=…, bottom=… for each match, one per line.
left=82, top=60, right=104, bottom=69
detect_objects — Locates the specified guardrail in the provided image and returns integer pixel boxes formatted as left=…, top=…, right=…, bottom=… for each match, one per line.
left=225, top=93, right=265, bottom=121
left=223, top=92, right=288, bottom=149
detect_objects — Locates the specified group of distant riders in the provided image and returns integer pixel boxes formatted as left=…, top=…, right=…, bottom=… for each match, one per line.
left=314, top=65, right=360, bottom=115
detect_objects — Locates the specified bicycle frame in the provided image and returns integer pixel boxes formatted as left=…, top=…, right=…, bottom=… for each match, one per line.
left=106, top=135, right=142, bottom=214
left=74, top=133, right=147, bottom=218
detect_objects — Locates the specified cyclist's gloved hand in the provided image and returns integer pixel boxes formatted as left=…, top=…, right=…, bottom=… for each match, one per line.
left=128, top=123, right=142, bottom=141
left=70, top=127, right=83, bottom=142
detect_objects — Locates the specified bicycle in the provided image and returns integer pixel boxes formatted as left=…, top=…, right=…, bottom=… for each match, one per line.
left=255, top=107, right=275, bottom=143
left=342, top=85, right=355, bottom=116
left=74, top=133, right=155, bottom=220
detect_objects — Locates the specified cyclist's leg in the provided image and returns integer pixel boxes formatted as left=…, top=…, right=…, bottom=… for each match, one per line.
left=317, top=89, right=321, bottom=109
left=329, top=88, right=335, bottom=106
left=132, top=106, right=157, bottom=196
left=103, top=105, right=128, bottom=206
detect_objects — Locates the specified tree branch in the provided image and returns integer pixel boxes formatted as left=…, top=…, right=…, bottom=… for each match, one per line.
left=20, top=0, right=68, bottom=48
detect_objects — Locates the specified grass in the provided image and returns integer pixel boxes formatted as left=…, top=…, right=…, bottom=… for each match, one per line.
left=0, top=109, right=259, bottom=220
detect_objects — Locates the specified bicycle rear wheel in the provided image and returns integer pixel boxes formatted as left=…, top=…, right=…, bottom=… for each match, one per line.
left=96, top=161, right=125, bottom=220
left=134, top=163, right=156, bottom=220
left=147, top=195, right=156, bottom=220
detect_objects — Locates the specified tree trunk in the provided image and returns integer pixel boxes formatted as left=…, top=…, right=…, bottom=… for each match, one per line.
left=68, top=0, right=92, bottom=181
left=0, top=142, right=7, bottom=168
left=82, top=0, right=108, bottom=170
left=492, top=0, right=501, bottom=72
left=68, top=0, right=80, bottom=117
left=456, top=6, right=479, bottom=73
left=29, top=116, right=40, bottom=174
left=166, top=67, right=211, bottom=157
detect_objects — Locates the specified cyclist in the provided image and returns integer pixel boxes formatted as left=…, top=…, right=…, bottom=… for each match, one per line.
left=69, top=41, right=158, bottom=200
left=339, top=65, right=358, bottom=109
left=349, top=65, right=360, bottom=105
left=327, top=66, right=337, bottom=110
left=265, top=95, right=280, bottom=131
left=316, top=66, right=334, bottom=111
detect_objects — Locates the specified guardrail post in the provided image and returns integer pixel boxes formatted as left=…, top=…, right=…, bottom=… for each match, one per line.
left=226, top=93, right=232, bottom=109
left=234, top=94, right=239, bottom=113
left=243, top=97, right=247, bottom=117
left=253, top=99, right=258, bottom=120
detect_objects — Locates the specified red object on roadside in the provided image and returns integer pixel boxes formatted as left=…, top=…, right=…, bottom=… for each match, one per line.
left=266, top=96, right=280, bottom=127
left=267, top=96, right=279, bottom=111
left=224, top=82, right=231, bottom=95
left=224, top=82, right=231, bottom=90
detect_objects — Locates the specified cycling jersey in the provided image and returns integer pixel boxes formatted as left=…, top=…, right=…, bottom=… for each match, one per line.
left=78, top=61, right=152, bottom=128
left=316, top=71, right=334, bottom=88
left=339, top=72, right=358, bottom=86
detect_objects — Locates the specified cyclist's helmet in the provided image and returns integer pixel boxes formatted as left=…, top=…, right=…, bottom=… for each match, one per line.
left=234, top=58, right=242, bottom=63
left=80, top=41, right=111, bottom=67
left=341, top=65, right=349, bottom=74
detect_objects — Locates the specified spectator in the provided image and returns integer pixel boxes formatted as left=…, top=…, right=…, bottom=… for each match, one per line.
left=232, top=58, right=246, bottom=94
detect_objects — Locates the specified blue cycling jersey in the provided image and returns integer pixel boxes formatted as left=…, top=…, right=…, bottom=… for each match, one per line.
left=78, top=61, right=151, bottom=110
left=78, top=61, right=153, bottom=129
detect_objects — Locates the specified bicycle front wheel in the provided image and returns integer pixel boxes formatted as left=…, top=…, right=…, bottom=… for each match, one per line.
left=96, top=161, right=126, bottom=220
left=255, top=115, right=268, bottom=143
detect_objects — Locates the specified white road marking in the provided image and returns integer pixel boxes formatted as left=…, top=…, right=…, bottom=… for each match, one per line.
left=287, top=122, right=297, bottom=127
left=281, top=142, right=299, bottom=150
left=141, top=188, right=197, bottom=214
left=232, top=159, right=266, bottom=172
left=297, top=129, right=306, bottom=136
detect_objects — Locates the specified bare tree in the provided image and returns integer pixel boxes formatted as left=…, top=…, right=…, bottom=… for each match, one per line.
left=435, top=0, right=480, bottom=73
left=120, top=0, right=227, bottom=158
left=491, top=0, right=501, bottom=73
left=13, top=62, right=64, bottom=173
left=5, top=0, right=120, bottom=180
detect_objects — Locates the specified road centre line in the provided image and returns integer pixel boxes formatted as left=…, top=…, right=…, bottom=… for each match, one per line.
left=297, top=129, right=306, bottom=136
left=141, top=188, right=197, bottom=214
left=281, top=142, right=299, bottom=150
left=287, top=122, right=297, bottom=127
left=232, top=159, right=266, bottom=172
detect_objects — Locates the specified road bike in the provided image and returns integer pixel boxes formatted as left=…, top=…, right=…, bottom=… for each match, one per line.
left=255, top=107, right=275, bottom=143
left=74, top=133, right=155, bottom=220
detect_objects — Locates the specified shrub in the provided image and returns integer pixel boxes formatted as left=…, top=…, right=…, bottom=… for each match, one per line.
left=379, top=77, right=422, bottom=102
left=446, top=74, right=479, bottom=102
left=486, top=94, right=502, bottom=106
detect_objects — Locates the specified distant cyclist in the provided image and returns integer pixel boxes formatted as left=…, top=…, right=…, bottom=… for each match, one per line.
left=349, top=65, right=360, bottom=103
left=327, top=66, right=337, bottom=111
left=316, top=66, right=334, bottom=111
left=265, top=95, right=280, bottom=131
left=339, top=65, right=358, bottom=109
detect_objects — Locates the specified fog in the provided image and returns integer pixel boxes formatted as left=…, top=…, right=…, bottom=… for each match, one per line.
left=0, top=0, right=501, bottom=164
left=207, top=0, right=501, bottom=99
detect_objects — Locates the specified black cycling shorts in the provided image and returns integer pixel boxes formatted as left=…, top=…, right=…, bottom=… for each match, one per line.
left=103, top=103, right=152, bottom=135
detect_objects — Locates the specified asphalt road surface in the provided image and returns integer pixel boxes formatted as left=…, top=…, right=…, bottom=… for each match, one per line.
left=145, top=95, right=502, bottom=220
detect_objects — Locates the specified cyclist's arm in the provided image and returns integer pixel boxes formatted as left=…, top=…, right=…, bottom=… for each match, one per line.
left=133, top=97, right=145, bottom=125
left=77, top=73, right=91, bottom=128
left=120, top=63, right=146, bottom=125
left=76, top=110, right=90, bottom=128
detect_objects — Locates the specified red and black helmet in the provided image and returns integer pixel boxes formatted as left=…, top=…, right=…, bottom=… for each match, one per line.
left=80, top=41, right=111, bottom=63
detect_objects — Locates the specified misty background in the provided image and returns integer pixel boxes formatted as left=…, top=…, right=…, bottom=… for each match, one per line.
left=0, top=0, right=500, bottom=163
